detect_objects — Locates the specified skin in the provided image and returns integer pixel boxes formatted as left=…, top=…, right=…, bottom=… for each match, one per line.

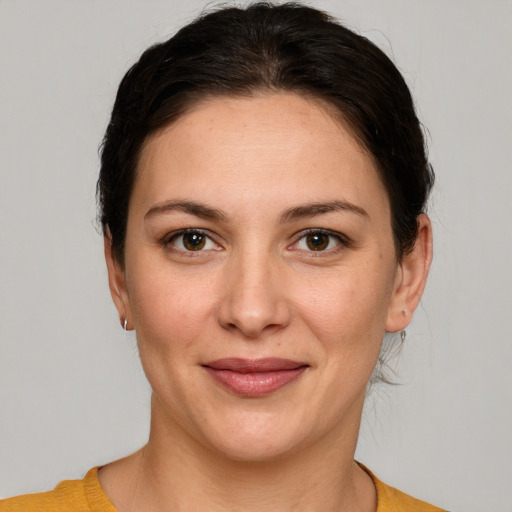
left=101, top=93, right=432, bottom=511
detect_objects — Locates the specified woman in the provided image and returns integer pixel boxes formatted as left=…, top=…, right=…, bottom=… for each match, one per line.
left=1, top=3, right=444, bottom=511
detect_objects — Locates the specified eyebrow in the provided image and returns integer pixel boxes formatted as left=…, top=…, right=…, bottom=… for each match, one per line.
left=144, top=199, right=368, bottom=223
left=279, top=200, right=368, bottom=223
left=145, top=200, right=228, bottom=222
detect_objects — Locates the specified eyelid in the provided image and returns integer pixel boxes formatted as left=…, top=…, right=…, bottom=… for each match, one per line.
left=163, top=228, right=222, bottom=253
left=160, top=227, right=350, bottom=255
left=290, top=228, right=351, bottom=252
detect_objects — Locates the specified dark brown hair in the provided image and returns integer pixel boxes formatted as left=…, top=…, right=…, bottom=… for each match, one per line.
left=98, top=2, right=433, bottom=265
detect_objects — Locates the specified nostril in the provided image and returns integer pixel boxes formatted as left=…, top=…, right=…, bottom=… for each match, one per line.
left=216, top=263, right=292, bottom=338
left=218, top=301, right=291, bottom=339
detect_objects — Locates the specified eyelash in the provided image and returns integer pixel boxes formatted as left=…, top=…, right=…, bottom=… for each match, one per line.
left=161, top=228, right=351, bottom=255
left=291, top=228, right=351, bottom=254
left=162, top=229, right=220, bottom=256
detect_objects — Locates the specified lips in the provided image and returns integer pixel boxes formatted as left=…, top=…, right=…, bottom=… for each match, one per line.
left=202, top=358, right=308, bottom=397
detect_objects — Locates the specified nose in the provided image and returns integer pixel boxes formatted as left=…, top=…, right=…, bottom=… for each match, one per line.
left=217, top=249, right=291, bottom=339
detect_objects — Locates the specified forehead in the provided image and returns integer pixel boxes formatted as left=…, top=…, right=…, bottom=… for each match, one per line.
left=134, top=92, right=389, bottom=220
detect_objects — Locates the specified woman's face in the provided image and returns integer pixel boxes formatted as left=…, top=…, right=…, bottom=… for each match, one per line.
left=108, top=93, right=422, bottom=461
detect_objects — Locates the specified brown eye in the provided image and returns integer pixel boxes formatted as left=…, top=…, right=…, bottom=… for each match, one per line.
left=168, top=230, right=217, bottom=252
left=305, top=233, right=329, bottom=251
left=182, top=232, right=206, bottom=250
left=294, top=230, right=345, bottom=253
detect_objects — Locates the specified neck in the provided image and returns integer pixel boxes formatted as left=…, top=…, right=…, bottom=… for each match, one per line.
left=100, top=394, right=376, bottom=512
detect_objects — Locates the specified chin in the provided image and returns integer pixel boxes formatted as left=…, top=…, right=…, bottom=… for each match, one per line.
left=210, top=433, right=302, bottom=463
left=197, top=408, right=316, bottom=463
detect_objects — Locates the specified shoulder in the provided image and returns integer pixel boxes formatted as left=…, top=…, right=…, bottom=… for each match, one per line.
left=0, top=478, right=87, bottom=512
left=0, top=468, right=117, bottom=512
left=361, top=465, right=447, bottom=512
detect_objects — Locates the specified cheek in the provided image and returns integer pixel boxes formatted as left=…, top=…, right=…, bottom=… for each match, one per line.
left=126, top=269, right=221, bottom=407
left=128, top=267, right=218, bottom=356
left=293, top=265, right=393, bottom=349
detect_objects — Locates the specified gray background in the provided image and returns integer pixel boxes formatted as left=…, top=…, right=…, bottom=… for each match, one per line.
left=1, top=1, right=511, bottom=510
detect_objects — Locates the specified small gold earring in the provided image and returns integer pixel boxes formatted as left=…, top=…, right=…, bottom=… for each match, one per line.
left=400, top=330, right=406, bottom=342
left=123, top=318, right=128, bottom=331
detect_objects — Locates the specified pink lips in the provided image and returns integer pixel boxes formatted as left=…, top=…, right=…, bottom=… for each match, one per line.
left=202, top=358, right=308, bottom=397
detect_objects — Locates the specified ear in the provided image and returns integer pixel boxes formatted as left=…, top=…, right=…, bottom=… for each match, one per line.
left=386, top=214, right=433, bottom=332
left=104, top=232, right=133, bottom=330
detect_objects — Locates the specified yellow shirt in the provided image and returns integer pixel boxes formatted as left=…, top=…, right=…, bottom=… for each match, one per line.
left=0, top=466, right=446, bottom=511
